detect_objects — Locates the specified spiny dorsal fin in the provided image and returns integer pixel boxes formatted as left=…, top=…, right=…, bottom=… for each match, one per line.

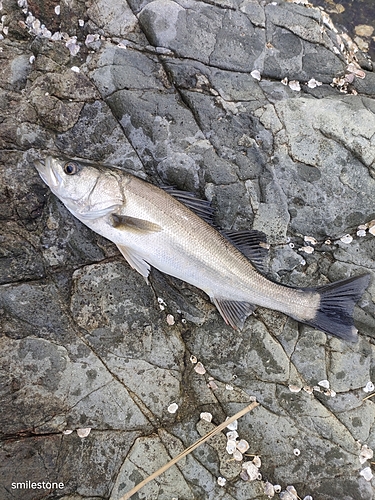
left=160, top=186, right=214, bottom=225
left=211, top=297, right=256, bottom=330
left=111, top=214, right=161, bottom=233
left=223, top=230, right=269, bottom=273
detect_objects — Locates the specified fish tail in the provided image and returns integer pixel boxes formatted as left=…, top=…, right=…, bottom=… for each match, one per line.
left=302, top=274, right=371, bottom=342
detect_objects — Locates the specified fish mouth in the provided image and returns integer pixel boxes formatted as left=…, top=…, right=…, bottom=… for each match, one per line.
left=34, top=157, right=62, bottom=191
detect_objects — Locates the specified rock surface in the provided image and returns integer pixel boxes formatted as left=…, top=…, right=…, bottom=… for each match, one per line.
left=1, top=0, right=375, bottom=499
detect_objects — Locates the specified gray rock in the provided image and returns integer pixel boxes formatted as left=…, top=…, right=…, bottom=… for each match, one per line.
left=1, top=0, right=375, bottom=499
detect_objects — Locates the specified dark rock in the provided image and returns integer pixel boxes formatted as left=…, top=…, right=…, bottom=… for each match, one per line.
left=1, top=1, right=374, bottom=499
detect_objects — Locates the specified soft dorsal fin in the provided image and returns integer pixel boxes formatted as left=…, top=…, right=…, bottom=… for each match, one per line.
left=160, top=186, right=214, bottom=224
left=211, top=297, right=256, bottom=330
left=223, top=230, right=269, bottom=273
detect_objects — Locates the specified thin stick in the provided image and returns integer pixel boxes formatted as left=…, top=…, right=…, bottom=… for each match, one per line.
left=363, top=392, right=375, bottom=401
left=119, top=401, right=259, bottom=500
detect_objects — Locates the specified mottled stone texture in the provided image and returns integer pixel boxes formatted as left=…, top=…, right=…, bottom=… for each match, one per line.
left=1, top=0, right=375, bottom=499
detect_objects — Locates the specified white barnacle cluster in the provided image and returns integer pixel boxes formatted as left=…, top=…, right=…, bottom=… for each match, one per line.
left=359, top=443, right=374, bottom=481
left=17, top=0, right=81, bottom=56
left=166, top=313, right=175, bottom=325
left=288, top=80, right=301, bottom=92
left=63, top=428, right=91, bottom=438
left=363, top=381, right=375, bottom=393
left=223, top=416, right=267, bottom=484
left=288, top=384, right=302, bottom=393
left=207, top=377, right=218, bottom=390
left=330, top=24, right=368, bottom=95
left=340, top=234, right=353, bottom=244
left=24, top=11, right=52, bottom=39
left=86, top=33, right=101, bottom=46
left=357, top=224, right=367, bottom=237
left=191, top=355, right=215, bottom=382
left=76, top=427, right=91, bottom=438
left=200, top=412, right=212, bottom=423
left=157, top=297, right=177, bottom=325
left=281, top=77, right=301, bottom=92
left=157, top=297, right=166, bottom=310
left=313, top=379, right=336, bottom=398
left=194, top=361, right=206, bottom=375
left=346, top=62, right=366, bottom=81
left=300, top=235, right=317, bottom=254
left=307, top=78, right=322, bottom=89
left=289, top=380, right=336, bottom=398
left=360, top=467, right=373, bottom=482
left=217, top=476, right=226, bottom=486
left=281, top=76, right=323, bottom=92
left=240, top=455, right=261, bottom=481
left=250, top=69, right=261, bottom=81
left=263, top=483, right=312, bottom=499
left=280, top=77, right=301, bottom=92
left=359, top=220, right=375, bottom=237
left=280, top=486, right=313, bottom=500
left=340, top=220, right=375, bottom=244
left=296, top=220, right=374, bottom=255
left=288, top=380, right=336, bottom=398
left=359, top=444, right=373, bottom=464
left=167, top=402, right=178, bottom=414
left=223, top=418, right=254, bottom=466
left=280, top=486, right=299, bottom=500
left=65, top=36, right=80, bottom=57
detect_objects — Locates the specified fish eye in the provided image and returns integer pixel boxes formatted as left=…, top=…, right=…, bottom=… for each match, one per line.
left=63, top=162, right=79, bottom=175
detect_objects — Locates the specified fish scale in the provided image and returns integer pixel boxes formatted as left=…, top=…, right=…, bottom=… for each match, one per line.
left=118, top=174, right=318, bottom=315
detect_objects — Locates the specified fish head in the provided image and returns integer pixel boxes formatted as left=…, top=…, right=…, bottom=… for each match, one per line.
left=34, top=156, right=124, bottom=220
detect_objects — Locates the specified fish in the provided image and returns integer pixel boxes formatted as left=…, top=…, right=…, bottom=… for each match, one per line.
left=34, top=156, right=371, bottom=342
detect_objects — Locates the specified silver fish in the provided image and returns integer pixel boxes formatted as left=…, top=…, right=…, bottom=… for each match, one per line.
left=35, top=156, right=370, bottom=342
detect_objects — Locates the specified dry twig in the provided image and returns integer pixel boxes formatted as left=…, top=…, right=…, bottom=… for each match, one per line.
left=119, top=401, right=260, bottom=499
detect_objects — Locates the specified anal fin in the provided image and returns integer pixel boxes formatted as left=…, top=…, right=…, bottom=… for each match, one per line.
left=211, top=297, right=256, bottom=330
left=116, top=244, right=151, bottom=279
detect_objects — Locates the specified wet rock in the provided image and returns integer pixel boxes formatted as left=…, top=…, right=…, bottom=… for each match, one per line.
left=86, top=0, right=139, bottom=38
left=0, top=227, right=45, bottom=284
left=0, top=43, right=33, bottom=90
left=28, top=71, right=99, bottom=132
left=1, top=0, right=375, bottom=499
left=55, top=100, right=145, bottom=172
left=0, top=431, right=140, bottom=500
left=256, top=96, right=375, bottom=237
left=111, top=433, right=194, bottom=500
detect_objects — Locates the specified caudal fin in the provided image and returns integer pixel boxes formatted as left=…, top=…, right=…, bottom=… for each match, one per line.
left=303, top=274, right=371, bottom=342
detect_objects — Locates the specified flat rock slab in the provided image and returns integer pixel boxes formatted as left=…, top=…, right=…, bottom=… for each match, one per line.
left=1, top=1, right=375, bottom=500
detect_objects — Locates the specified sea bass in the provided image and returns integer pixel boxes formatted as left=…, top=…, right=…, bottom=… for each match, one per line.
left=35, top=156, right=370, bottom=342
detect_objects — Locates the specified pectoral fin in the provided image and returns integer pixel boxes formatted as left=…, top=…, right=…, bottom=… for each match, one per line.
left=116, top=244, right=151, bottom=279
left=211, top=297, right=256, bottom=330
left=111, top=214, right=161, bottom=233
